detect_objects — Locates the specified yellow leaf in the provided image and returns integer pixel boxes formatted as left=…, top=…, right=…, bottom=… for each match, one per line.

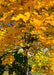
left=24, top=12, right=30, bottom=18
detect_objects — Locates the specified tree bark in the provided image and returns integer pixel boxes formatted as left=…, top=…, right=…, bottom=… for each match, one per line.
left=24, top=56, right=29, bottom=75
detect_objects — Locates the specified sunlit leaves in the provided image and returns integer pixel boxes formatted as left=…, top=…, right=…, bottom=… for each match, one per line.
left=11, top=12, right=30, bottom=22
left=1, top=54, right=15, bottom=65
left=31, top=51, right=50, bottom=73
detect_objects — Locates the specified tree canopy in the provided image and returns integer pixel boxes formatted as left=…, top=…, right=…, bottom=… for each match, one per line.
left=0, top=0, right=54, bottom=74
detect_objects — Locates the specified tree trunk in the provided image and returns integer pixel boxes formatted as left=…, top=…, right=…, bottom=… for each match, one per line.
left=24, top=56, right=29, bottom=75
left=9, top=69, right=13, bottom=75
left=24, top=33, right=29, bottom=75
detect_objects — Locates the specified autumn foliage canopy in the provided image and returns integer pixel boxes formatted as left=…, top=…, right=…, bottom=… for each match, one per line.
left=0, top=0, right=54, bottom=74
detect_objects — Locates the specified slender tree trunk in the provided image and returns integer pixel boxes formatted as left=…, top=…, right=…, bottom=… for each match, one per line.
left=24, top=33, right=29, bottom=75
left=24, top=55, right=29, bottom=75
left=9, top=69, right=13, bottom=75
